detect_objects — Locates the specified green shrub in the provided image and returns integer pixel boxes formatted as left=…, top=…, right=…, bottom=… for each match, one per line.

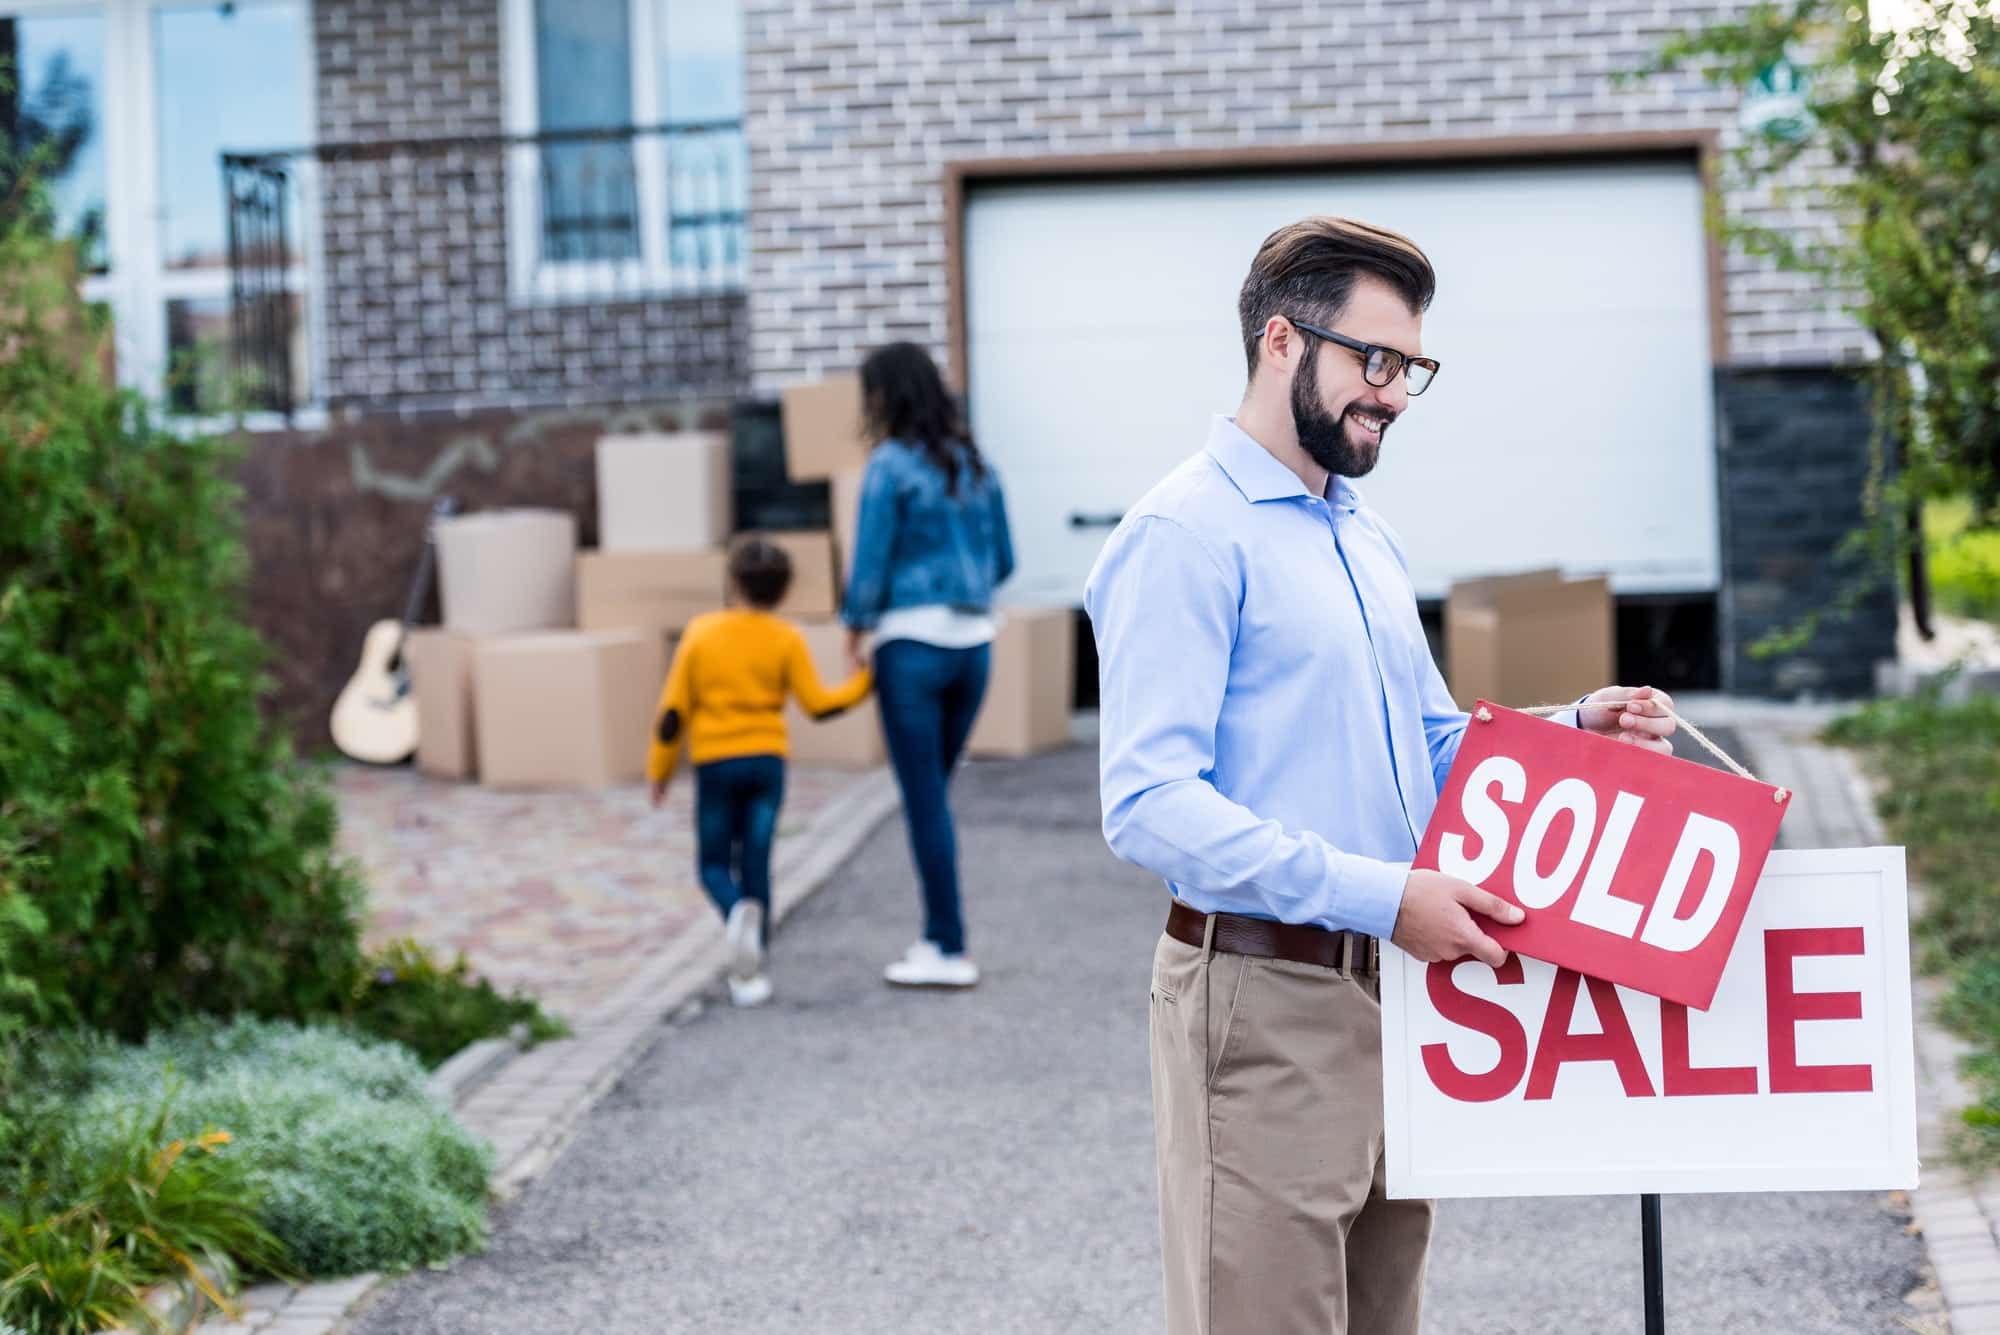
left=348, top=938, right=570, bottom=1069
left=1827, top=688, right=2000, bottom=1165
left=1925, top=496, right=2000, bottom=623
left=0, top=225, right=366, bottom=1038
left=62, top=1018, right=492, bottom=1278
left=0, top=1089, right=286, bottom=1335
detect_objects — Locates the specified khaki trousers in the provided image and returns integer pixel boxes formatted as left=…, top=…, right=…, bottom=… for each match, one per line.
left=1150, top=928, right=1433, bottom=1334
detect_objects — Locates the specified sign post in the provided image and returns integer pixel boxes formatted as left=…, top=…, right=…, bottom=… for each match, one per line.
left=1643, top=1194, right=1664, bottom=1334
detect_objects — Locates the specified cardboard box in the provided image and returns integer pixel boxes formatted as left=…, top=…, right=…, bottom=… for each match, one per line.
left=435, top=509, right=577, bottom=634
left=829, top=466, right=866, bottom=592
left=596, top=432, right=733, bottom=552
left=1445, top=569, right=1614, bottom=712
left=473, top=630, right=666, bottom=787
left=403, top=629, right=480, bottom=780
left=763, top=530, right=839, bottom=619
left=785, top=619, right=886, bottom=768
left=968, top=607, right=1077, bottom=758
left=781, top=376, right=871, bottom=481
left=576, top=549, right=729, bottom=635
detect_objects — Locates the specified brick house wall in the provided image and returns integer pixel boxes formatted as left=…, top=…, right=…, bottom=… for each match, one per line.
left=308, top=0, right=749, bottom=414
left=243, top=0, right=756, bottom=746
left=740, top=0, right=1863, bottom=392
left=736, top=0, right=1892, bottom=695
left=240, top=0, right=1891, bottom=726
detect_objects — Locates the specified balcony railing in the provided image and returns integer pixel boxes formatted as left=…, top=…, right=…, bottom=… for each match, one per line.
left=223, top=120, right=748, bottom=418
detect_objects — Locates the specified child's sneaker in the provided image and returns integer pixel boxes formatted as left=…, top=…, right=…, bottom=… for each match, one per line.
left=728, top=973, right=773, bottom=1008
left=725, top=900, right=765, bottom=980
left=884, top=940, right=979, bottom=989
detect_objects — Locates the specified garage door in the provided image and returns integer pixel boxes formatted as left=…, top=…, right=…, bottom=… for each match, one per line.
left=963, top=159, right=1720, bottom=605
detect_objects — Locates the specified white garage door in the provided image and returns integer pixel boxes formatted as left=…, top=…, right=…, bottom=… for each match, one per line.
left=963, top=160, right=1720, bottom=604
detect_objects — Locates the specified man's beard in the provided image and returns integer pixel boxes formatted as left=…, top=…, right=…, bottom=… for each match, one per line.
left=1292, top=348, right=1392, bottom=479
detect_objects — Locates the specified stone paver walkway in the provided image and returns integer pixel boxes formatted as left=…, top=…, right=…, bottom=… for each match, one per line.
left=334, top=765, right=861, bottom=1018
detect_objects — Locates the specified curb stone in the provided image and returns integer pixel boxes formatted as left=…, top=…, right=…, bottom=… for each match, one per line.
left=195, top=769, right=901, bottom=1335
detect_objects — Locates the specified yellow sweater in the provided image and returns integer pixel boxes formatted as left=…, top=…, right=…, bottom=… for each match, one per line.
left=646, top=609, right=873, bottom=786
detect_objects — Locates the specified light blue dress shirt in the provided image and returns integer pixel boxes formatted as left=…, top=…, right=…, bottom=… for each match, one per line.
left=1085, top=416, right=1476, bottom=941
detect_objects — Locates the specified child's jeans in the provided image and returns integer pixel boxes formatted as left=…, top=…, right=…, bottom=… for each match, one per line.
left=694, top=754, right=786, bottom=940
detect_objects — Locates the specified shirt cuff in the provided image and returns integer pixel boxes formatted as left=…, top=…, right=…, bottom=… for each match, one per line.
left=1326, top=855, right=1409, bottom=942
left=1552, top=692, right=1590, bottom=730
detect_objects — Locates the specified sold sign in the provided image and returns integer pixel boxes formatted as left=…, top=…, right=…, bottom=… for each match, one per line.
left=1415, top=702, right=1789, bottom=1010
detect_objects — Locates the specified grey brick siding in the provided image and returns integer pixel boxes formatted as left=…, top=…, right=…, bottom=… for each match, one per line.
left=743, top=0, right=1866, bottom=392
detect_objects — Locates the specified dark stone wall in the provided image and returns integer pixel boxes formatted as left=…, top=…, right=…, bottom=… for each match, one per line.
left=1715, top=366, right=1897, bottom=697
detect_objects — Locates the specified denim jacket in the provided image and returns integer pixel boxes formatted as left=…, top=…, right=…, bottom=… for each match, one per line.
left=840, top=439, right=1016, bottom=631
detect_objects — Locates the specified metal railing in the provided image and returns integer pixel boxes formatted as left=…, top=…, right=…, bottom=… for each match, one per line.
left=223, top=120, right=749, bottom=417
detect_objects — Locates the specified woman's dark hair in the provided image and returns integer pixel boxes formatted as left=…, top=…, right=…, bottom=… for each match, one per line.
left=728, top=534, right=794, bottom=609
left=858, top=342, right=988, bottom=494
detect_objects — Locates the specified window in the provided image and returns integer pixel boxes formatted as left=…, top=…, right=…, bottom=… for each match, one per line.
left=504, top=0, right=746, bottom=300
left=0, top=1, right=314, bottom=421
left=153, top=0, right=312, bottom=413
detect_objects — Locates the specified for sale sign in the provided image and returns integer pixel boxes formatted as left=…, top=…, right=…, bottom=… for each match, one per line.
left=1381, top=847, right=1918, bottom=1198
left=1416, top=702, right=1789, bottom=1010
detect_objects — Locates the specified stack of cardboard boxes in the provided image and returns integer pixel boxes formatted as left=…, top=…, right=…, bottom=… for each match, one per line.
left=404, top=506, right=667, bottom=788
left=404, top=431, right=848, bottom=787
left=402, top=379, right=1077, bottom=789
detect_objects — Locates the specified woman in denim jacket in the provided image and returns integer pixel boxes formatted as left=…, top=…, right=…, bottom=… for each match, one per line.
left=841, top=342, right=1015, bottom=988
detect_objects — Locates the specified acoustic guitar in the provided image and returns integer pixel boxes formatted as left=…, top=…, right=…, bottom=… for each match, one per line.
left=329, top=495, right=459, bottom=764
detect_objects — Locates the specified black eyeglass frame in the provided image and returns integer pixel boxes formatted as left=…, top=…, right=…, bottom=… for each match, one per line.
left=1287, top=317, right=1441, bottom=395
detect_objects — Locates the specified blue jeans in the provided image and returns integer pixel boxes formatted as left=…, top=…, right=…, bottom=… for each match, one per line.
left=694, top=755, right=786, bottom=941
left=873, top=639, right=991, bottom=956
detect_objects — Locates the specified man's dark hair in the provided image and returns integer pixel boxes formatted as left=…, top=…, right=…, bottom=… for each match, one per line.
left=728, top=534, right=793, bottom=609
left=1237, top=217, right=1436, bottom=375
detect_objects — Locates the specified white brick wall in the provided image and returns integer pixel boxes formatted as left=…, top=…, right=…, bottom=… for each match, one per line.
left=744, top=0, right=1868, bottom=391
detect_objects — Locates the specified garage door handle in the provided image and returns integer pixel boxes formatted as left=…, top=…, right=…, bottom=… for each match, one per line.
left=1069, top=511, right=1124, bottom=529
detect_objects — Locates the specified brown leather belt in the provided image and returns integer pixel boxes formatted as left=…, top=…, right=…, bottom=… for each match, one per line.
left=1166, top=900, right=1380, bottom=975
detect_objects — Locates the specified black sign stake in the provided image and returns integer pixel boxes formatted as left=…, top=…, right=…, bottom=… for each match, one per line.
left=1642, top=1193, right=1665, bottom=1334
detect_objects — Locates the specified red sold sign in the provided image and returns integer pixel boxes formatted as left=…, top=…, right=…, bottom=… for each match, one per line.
left=1414, top=701, right=1789, bottom=1010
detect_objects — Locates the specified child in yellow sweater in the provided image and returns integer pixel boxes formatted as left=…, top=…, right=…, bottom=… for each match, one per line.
left=648, top=535, right=872, bottom=1007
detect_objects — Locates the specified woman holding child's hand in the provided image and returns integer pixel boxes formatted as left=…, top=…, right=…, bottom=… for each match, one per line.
left=839, top=343, right=1016, bottom=990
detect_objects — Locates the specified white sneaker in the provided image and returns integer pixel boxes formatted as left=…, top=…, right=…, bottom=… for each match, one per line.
left=725, top=900, right=765, bottom=981
left=884, top=940, right=979, bottom=988
left=728, top=973, right=773, bottom=1008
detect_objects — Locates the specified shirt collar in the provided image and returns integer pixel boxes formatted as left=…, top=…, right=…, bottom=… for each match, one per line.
left=1205, top=416, right=1366, bottom=513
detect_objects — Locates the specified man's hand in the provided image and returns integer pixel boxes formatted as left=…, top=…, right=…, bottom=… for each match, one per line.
left=845, top=628, right=868, bottom=675
left=1390, top=868, right=1524, bottom=968
left=648, top=777, right=668, bottom=809
left=1578, top=684, right=1677, bottom=756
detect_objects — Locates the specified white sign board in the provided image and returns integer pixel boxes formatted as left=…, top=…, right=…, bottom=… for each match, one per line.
left=1381, top=847, right=1918, bottom=1198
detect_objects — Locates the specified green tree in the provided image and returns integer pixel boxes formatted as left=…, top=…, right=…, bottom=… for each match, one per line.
left=0, top=212, right=366, bottom=1039
left=1644, top=1, right=2000, bottom=636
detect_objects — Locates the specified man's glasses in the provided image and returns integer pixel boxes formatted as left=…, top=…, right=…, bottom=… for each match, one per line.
left=1288, top=317, right=1440, bottom=396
